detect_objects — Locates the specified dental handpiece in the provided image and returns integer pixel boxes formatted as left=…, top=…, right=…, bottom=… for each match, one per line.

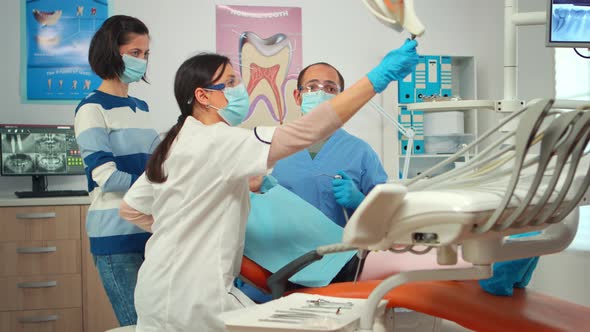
left=317, top=173, right=364, bottom=281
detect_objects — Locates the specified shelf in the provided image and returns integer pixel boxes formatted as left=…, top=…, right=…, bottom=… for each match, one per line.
left=405, top=100, right=496, bottom=112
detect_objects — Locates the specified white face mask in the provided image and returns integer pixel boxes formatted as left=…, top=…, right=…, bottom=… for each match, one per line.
left=300, top=90, right=336, bottom=114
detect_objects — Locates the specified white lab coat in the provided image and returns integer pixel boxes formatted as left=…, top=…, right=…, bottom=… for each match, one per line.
left=124, top=117, right=275, bottom=331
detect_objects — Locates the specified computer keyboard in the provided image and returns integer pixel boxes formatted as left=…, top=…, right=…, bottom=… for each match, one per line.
left=15, top=190, right=89, bottom=198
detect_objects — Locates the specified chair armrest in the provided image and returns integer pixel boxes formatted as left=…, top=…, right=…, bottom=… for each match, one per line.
left=267, top=250, right=323, bottom=299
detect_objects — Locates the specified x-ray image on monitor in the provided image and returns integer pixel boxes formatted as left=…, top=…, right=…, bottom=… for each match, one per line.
left=547, top=0, right=590, bottom=47
left=2, top=153, right=36, bottom=174
left=1, top=133, right=36, bottom=174
left=34, top=133, right=67, bottom=173
left=0, top=125, right=84, bottom=176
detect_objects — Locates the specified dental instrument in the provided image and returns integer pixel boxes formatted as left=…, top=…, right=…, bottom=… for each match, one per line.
left=316, top=173, right=365, bottom=283
left=368, top=100, right=414, bottom=180
left=315, top=173, right=351, bottom=222
left=362, top=0, right=425, bottom=38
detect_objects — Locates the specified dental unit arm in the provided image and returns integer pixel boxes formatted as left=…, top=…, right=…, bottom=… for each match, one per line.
left=342, top=99, right=590, bottom=331
left=230, top=2, right=590, bottom=330
left=236, top=100, right=590, bottom=332
left=369, top=100, right=415, bottom=180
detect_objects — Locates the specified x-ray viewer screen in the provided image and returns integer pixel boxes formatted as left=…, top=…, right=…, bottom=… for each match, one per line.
left=0, top=124, right=84, bottom=176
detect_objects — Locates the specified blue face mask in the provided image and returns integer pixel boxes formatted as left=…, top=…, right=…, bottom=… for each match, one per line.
left=120, top=54, right=147, bottom=84
left=300, top=90, right=336, bottom=114
left=208, top=84, right=251, bottom=126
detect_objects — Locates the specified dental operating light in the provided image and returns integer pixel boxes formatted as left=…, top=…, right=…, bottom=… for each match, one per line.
left=362, top=0, right=425, bottom=38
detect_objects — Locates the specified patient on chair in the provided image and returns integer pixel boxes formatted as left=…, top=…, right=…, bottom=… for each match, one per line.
left=240, top=176, right=365, bottom=302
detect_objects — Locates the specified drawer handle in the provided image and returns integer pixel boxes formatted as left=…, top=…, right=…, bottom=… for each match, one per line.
left=19, top=315, right=58, bottom=323
left=17, top=281, right=58, bottom=288
left=16, top=212, right=57, bottom=220
left=17, top=246, right=57, bottom=254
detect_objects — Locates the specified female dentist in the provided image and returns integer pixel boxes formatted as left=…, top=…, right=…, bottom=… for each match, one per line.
left=120, top=40, right=419, bottom=331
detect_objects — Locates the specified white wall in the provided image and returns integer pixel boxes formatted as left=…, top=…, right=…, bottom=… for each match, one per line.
left=1, top=0, right=521, bottom=192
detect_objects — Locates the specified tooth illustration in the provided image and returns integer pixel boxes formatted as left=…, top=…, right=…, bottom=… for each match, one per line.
left=32, top=9, right=62, bottom=27
left=554, top=8, right=569, bottom=31
left=84, top=80, right=91, bottom=90
left=570, top=9, right=585, bottom=32
left=59, top=80, right=63, bottom=89
left=76, top=6, right=84, bottom=16
left=36, top=34, right=60, bottom=48
left=47, top=78, right=52, bottom=90
left=72, top=80, right=78, bottom=90
left=239, top=31, right=292, bottom=126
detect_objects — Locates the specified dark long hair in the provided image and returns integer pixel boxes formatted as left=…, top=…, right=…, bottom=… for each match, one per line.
left=145, top=53, right=230, bottom=183
left=88, top=15, right=149, bottom=80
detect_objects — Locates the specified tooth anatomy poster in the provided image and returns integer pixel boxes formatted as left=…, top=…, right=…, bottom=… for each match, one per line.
left=216, top=5, right=302, bottom=128
left=23, top=0, right=109, bottom=101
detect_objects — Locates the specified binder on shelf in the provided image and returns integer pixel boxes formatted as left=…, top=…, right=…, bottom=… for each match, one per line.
left=411, top=109, right=425, bottom=155
left=399, top=107, right=412, bottom=155
left=414, top=58, right=427, bottom=102
left=398, top=71, right=416, bottom=103
left=398, top=107, right=424, bottom=155
left=440, top=56, right=453, bottom=97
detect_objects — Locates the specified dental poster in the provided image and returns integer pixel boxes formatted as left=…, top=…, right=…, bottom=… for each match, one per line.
left=24, top=0, right=109, bottom=101
left=216, top=5, right=302, bottom=128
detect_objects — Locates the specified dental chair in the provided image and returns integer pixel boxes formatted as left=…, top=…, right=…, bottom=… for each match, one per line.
left=238, top=99, right=590, bottom=331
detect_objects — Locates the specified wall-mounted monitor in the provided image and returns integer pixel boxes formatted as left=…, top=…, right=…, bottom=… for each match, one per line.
left=547, top=0, right=590, bottom=48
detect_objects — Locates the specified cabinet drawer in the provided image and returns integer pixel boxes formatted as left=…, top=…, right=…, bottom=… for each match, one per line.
left=0, top=206, right=81, bottom=242
left=0, top=275, right=81, bottom=311
left=0, top=240, right=81, bottom=277
left=0, top=307, right=82, bottom=332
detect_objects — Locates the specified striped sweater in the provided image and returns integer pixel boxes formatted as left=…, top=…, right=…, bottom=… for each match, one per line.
left=74, top=90, right=160, bottom=254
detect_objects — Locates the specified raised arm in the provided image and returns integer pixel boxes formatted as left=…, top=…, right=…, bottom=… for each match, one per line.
left=267, top=39, right=419, bottom=167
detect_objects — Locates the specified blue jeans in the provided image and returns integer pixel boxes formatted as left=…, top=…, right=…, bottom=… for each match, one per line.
left=93, top=253, right=144, bottom=326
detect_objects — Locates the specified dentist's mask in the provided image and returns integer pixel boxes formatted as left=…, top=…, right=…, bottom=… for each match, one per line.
left=207, top=84, right=250, bottom=126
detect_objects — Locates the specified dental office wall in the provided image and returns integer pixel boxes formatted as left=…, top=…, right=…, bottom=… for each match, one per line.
left=0, top=0, right=548, bottom=189
left=2, top=0, right=585, bottom=306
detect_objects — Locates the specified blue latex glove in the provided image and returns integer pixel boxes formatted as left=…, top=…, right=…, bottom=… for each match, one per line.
left=260, top=174, right=278, bottom=193
left=479, top=257, right=539, bottom=296
left=367, top=39, right=419, bottom=93
left=332, top=171, right=365, bottom=209
left=479, top=232, right=541, bottom=296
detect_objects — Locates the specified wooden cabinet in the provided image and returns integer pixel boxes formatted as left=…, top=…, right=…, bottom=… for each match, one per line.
left=0, top=202, right=118, bottom=332
left=0, top=308, right=82, bottom=332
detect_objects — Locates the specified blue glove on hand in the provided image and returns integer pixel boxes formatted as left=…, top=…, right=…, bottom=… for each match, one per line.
left=479, top=256, right=540, bottom=296
left=260, top=174, right=279, bottom=194
left=332, top=171, right=365, bottom=209
left=367, top=39, right=419, bottom=93
left=479, top=232, right=541, bottom=296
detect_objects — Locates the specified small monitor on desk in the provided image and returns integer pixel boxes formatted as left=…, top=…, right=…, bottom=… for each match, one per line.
left=0, top=124, right=87, bottom=198
left=547, top=0, right=590, bottom=48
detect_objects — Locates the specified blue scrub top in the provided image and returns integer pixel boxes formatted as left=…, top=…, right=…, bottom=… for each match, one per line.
left=272, top=129, right=388, bottom=227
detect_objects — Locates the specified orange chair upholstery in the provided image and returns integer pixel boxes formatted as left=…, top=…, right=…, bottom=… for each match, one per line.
left=240, top=257, right=590, bottom=332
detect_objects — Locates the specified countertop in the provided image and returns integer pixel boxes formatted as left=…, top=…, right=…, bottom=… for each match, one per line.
left=0, top=193, right=91, bottom=207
